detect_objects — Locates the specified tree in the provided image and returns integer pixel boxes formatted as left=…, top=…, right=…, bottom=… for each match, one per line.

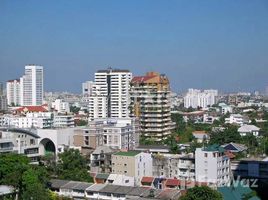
left=0, top=154, right=50, bottom=199
left=209, top=125, right=241, bottom=145
left=70, top=106, right=80, bottom=114
left=75, top=119, right=88, bottom=126
left=57, top=149, right=93, bottom=182
left=21, top=168, right=49, bottom=200
left=180, top=186, right=223, bottom=200
left=0, top=153, right=29, bottom=197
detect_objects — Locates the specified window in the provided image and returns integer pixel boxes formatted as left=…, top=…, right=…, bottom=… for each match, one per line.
left=30, top=139, right=35, bottom=145
left=204, top=153, right=207, bottom=157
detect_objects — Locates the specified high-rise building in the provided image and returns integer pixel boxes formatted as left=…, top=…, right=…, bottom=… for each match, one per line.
left=20, top=65, right=44, bottom=106
left=6, top=79, right=21, bottom=106
left=88, top=68, right=132, bottom=120
left=184, top=88, right=218, bottom=109
left=82, top=81, right=94, bottom=96
left=129, top=72, right=175, bottom=141
left=0, top=82, right=3, bottom=96
left=88, top=84, right=107, bottom=120
left=0, top=95, right=7, bottom=111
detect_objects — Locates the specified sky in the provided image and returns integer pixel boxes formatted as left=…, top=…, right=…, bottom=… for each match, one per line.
left=0, top=0, right=268, bottom=93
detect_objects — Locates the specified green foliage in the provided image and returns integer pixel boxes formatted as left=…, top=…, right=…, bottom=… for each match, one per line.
left=76, top=119, right=88, bottom=126
left=180, top=186, right=223, bottom=200
left=209, top=125, right=241, bottom=145
left=70, top=106, right=80, bottom=114
left=57, top=149, right=93, bottom=182
left=21, top=168, right=49, bottom=200
left=171, top=113, right=186, bottom=132
left=0, top=153, right=29, bottom=188
left=0, top=154, right=49, bottom=199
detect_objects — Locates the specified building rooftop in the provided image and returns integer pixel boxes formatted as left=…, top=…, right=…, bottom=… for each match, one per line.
left=114, top=151, right=141, bottom=157
left=141, top=176, right=154, bottom=184
left=203, top=144, right=225, bottom=153
left=50, top=179, right=70, bottom=189
left=96, top=68, right=130, bottom=73
left=15, top=106, right=48, bottom=113
left=95, top=173, right=110, bottom=180
left=238, top=124, right=260, bottom=132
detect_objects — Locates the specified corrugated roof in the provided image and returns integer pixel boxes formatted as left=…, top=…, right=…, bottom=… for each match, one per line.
left=50, top=179, right=70, bottom=189
left=61, top=181, right=92, bottom=190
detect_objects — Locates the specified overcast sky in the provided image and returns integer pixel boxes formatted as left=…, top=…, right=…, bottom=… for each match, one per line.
left=1, top=0, right=268, bottom=93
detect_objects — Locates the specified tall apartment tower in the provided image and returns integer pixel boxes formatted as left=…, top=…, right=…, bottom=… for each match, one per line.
left=129, top=72, right=175, bottom=141
left=184, top=88, right=218, bottom=109
left=88, top=68, right=132, bottom=120
left=20, top=65, right=44, bottom=106
left=6, top=79, right=21, bottom=106
left=82, top=81, right=94, bottom=96
left=0, top=82, right=3, bottom=96
left=88, top=84, right=107, bottom=120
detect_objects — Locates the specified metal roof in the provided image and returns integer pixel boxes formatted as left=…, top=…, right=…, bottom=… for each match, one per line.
left=0, top=128, right=40, bottom=138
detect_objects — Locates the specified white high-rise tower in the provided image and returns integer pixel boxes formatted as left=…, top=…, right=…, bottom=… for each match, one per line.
left=88, top=68, right=132, bottom=120
left=20, top=65, right=44, bottom=106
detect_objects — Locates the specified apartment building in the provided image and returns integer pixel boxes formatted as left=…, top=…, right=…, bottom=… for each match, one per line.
left=20, top=65, right=44, bottom=106
left=53, top=115, right=75, bottom=128
left=88, top=68, right=132, bottom=120
left=88, top=84, right=107, bottom=120
left=51, top=99, right=70, bottom=113
left=73, top=118, right=140, bottom=150
left=184, top=89, right=218, bottom=109
left=0, top=96, right=7, bottom=111
left=2, top=113, right=53, bottom=129
left=82, top=80, right=94, bottom=96
left=111, top=151, right=153, bottom=185
left=0, top=128, right=40, bottom=163
left=6, top=79, right=21, bottom=106
left=195, top=145, right=231, bottom=186
left=129, top=72, right=175, bottom=141
left=90, top=146, right=116, bottom=173
left=152, top=153, right=195, bottom=181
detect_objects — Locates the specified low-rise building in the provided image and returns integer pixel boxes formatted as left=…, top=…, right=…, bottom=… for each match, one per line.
left=0, top=128, right=40, bottom=163
left=90, top=146, right=116, bottom=173
left=53, top=115, right=75, bottom=128
left=195, top=145, right=231, bottom=186
left=225, top=114, right=247, bottom=126
left=73, top=118, right=140, bottom=150
left=238, top=124, right=260, bottom=137
left=192, top=131, right=209, bottom=143
left=152, top=153, right=195, bottom=181
left=111, top=151, right=153, bottom=185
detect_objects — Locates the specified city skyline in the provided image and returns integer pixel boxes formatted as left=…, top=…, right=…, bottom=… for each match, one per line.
left=1, top=0, right=268, bottom=93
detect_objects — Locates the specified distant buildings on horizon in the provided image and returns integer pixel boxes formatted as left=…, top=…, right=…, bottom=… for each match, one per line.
left=6, top=65, right=44, bottom=106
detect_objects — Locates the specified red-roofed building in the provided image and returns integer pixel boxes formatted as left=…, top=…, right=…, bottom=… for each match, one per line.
left=165, top=179, right=180, bottom=188
left=129, top=72, right=175, bottom=141
left=141, top=176, right=154, bottom=186
left=15, top=106, right=48, bottom=115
